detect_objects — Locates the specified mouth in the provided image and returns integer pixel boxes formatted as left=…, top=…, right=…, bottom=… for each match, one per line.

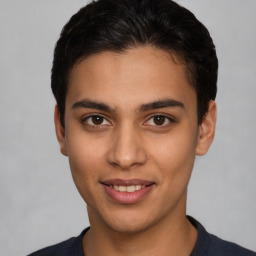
left=109, top=184, right=146, bottom=193
left=101, top=179, right=155, bottom=204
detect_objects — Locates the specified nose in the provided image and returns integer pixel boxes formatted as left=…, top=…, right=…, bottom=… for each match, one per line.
left=106, top=124, right=147, bottom=170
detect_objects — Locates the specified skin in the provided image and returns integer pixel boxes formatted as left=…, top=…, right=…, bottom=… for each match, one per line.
left=55, top=46, right=216, bottom=256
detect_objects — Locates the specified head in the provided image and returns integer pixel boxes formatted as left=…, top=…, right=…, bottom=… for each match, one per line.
left=52, top=0, right=218, bottom=234
left=51, top=0, right=218, bottom=128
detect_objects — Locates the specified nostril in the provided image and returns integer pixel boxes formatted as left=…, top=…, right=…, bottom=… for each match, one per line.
left=106, top=131, right=147, bottom=169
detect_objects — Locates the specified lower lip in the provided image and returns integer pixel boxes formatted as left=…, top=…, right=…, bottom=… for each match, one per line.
left=103, top=184, right=154, bottom=204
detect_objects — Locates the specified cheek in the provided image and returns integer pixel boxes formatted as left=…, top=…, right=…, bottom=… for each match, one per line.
left=66, top=133, right=107, bottom=201
left=150, top=130, right=198, bottom=184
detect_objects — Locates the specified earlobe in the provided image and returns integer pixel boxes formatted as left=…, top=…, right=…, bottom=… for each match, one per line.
left=54, top=105, right=68, bottom=156
left=196, top=101, right=217, bottom=156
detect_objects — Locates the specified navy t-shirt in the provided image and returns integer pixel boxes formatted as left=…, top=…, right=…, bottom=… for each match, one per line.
left=27, top=216, right=256, bottom=256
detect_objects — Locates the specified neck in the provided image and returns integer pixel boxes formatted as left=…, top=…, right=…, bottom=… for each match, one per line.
left=83, top=211, right=197, bottom=256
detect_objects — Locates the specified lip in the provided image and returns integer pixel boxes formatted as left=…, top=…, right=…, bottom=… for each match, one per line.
left=101, top=179, right=155, bottom=204
left=101, top=179, right=154, bottom=186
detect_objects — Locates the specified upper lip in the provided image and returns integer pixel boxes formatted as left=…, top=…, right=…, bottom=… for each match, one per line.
left=101, top=179, right=155, bottom=186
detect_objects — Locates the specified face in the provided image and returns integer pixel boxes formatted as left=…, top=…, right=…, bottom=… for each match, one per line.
left=55, top=46, right=216, bottom=233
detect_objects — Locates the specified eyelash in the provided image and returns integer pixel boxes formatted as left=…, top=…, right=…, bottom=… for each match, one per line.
left=82, top=114, right=175, bottom=128
left=82, top=115, right=111, bottom=128
left=144, top=115, right=174, bottom=127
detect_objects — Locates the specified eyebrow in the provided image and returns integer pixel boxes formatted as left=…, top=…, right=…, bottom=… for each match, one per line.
left=72, top=98, right=184, bottom=113
left=139, top=99, right=184, bottom=112
left=72, top=99, right=113, bottom=113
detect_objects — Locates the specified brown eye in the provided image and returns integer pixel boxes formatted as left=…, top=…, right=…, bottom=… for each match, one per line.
left=91, top=115, right=104, bottom=125
left=84, top=115, right=111, bottom=126
left=145, top=115, right=173, bottom=127
left=153, top=115, right=166, bottom=125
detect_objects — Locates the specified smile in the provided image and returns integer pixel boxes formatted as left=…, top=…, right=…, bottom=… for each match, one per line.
left=101, top=179, right=155, bottom=204
left=110, top=184, right=146, bottom=192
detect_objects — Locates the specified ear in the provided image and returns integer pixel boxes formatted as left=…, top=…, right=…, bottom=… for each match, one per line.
left=54, top=105, right=68, bottom=156
left=196, top=100, right=217, bottom=156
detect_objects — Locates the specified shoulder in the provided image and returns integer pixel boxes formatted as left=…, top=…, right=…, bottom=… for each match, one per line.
left=27, top=237, right=76, bottom=256
left=188, top=216, right=256, bottom=256
left=208, top=233, right=256, bottom=256
left=27, top=228, right=89, bottom=256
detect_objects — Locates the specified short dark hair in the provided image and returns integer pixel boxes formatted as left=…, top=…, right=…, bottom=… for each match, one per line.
left=51, top=0, right=218, bottom=127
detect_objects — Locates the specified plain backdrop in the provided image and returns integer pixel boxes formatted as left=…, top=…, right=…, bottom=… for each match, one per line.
left=0, top=0, right=255, bottom=255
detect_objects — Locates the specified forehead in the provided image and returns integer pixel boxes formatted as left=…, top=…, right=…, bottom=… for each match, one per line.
left=66, top=46, right=196, bottom=111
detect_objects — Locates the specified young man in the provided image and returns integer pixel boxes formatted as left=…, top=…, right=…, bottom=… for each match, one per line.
left=28, top=0, right=255, bottom=255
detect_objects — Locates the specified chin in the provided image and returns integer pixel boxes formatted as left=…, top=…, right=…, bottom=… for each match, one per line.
left=97, top=206, right=162, bottom=234
left=106, top=218, right=152, bottom=234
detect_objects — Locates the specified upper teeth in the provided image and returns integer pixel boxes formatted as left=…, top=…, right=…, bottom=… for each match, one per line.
left=112, top=185, right=146, bottom=192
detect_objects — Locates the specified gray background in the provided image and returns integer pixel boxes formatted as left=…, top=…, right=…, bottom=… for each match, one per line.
left=0, top=0, right=255, bottom=255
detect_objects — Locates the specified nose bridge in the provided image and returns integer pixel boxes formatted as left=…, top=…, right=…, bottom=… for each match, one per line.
left=107, top=122, right=146, bottom=169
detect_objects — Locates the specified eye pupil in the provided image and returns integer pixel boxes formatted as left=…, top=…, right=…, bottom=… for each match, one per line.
left=92, top=116, right=103, bottom=125
left=153, top=115, right=165, bottom=125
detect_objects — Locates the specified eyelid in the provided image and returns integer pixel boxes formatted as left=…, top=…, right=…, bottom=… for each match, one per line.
left=82, top=114, right=112, bottom=127
left=144, top=114, right=175, bottom=126
left=81, top=113, right=175, bottom=127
